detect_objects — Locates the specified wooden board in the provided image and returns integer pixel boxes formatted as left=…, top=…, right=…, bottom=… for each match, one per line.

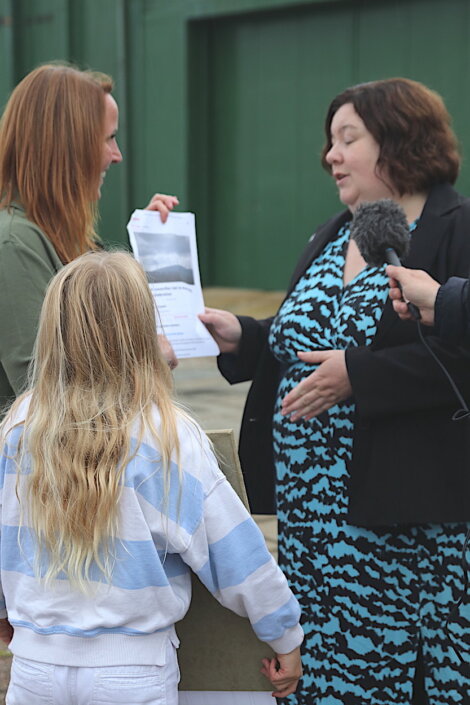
left=177, top=429, right=274, bottom=692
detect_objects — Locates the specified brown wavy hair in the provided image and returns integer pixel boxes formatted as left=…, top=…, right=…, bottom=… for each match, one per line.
left=0, top=63, right=114, bottom=263
left=321, top=78, right=460, bottom=195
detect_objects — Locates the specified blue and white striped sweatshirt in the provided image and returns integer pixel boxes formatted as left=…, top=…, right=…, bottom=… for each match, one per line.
left=0, top=399, right=303, bottom=667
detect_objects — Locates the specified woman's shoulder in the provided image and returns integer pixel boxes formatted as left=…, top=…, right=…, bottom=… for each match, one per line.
left=0, top=204, right=56, bottom=255
left=0, top=205, right=62, bottom=279
left=426, top=182, right=470, bottom=217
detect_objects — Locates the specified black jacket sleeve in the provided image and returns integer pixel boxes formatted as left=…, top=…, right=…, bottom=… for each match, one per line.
left=434, top=277, right=470, bottom=345
left=346, top=331, right=470, bottom=417
left=217, top=316, right=273, bottom=384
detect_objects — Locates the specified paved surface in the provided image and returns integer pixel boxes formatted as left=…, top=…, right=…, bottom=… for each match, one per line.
left=173, top=355, right=249, bottom=438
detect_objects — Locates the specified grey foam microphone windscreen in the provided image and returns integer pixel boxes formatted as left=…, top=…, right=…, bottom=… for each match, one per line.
left=350, top=199, right=410, bottom=267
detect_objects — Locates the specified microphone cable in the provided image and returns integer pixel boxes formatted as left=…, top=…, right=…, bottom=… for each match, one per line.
left=415, top=320, right=470, bottom=421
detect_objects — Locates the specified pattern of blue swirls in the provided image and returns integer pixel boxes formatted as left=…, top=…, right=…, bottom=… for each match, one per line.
left=269, top=224, right=470, bottom=704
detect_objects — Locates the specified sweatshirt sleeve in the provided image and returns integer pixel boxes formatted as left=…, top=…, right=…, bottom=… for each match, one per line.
left=179, top=434, right=303, bottom=655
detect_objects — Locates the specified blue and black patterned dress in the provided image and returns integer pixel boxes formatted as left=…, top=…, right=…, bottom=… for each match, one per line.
left=269, top=224, right=469, bottom=704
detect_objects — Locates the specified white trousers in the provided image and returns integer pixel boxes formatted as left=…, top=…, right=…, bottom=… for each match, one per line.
left=179, top=694, right=272, bottom=704
left=6, top=643, right=179, bottom=705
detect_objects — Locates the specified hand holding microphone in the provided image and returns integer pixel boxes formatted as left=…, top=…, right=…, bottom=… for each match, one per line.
left=386, top=266, right=440, bottom=326
left=349, top=199, right=422, bottom=321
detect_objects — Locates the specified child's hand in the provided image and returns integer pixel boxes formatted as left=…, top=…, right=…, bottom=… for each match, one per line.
left=0, top=618, right=13, bottom=645
left=261, top=646, right=302, bottom=698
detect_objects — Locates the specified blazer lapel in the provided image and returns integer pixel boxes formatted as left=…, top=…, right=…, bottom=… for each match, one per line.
left=287, top=210, right=351, bottom=294
left=406, top=183, right=462, bottom=269
left=374, top=183, right=463, bottom=341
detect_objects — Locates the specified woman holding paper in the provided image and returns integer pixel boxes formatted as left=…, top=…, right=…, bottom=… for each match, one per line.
left=201, top=78, right=470, bottom=704
left=0, top=63, right=178, bottom=407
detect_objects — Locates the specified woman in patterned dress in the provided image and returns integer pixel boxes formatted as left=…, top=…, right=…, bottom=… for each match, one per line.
left=200, top=78, right=470, bottom=705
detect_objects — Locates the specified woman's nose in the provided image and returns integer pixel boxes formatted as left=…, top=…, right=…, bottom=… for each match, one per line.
left=113, top=143, right=123, bottom=164
left=325, top=143, right=340, bottom=164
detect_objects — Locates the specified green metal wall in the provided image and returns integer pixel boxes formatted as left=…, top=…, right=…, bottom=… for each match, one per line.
left=1, top=0, right=470, bottom=288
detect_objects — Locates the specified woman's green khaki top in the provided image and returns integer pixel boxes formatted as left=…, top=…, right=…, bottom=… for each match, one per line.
left=0, top=203, right=63, bottom=408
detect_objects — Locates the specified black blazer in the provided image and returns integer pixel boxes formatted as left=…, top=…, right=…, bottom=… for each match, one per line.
left=219, top=183, right=470, bottom=525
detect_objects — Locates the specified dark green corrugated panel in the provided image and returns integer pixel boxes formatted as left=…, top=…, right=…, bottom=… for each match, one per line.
left=13, top=0, right=69, bottom=75
left=67, top=0, right=131, bottom=249
left=0, top=0, right=15, bottom=109
left=127, top=2, right=189, bottom=209
left=188, top=0, right=470, bottom=288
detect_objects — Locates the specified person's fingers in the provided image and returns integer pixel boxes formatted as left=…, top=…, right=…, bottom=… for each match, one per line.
left=272, top=683, right=298, bottom=697
left=148, top=193, right=179, bottom=208
left=283, top=387, right=323, bottom=416
left=385, top=264, right=402, bottom=279
left=392, top=299, right=413, bottom=319
left=288, top=397, right=331, bottom=421
left=389, top=287, right=404, bottom=301
left=260, top=657, right=277, bottom=683
left=145, top=194, right=179, bottom=222
left=297, top=350, right=333, bottom=364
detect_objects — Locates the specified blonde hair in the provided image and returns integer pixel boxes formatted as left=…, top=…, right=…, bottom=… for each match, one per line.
left=4, top=251, right=181, bottom=591
left=0, top=63, right=113, bottom=263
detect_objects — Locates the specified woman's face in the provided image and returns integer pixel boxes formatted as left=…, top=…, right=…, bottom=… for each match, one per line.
left=325, top=103, right=393, bottom=212
left=99, top=93, right=123, bottom=198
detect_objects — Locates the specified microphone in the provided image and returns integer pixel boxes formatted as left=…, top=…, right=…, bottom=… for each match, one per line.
left=350, top=199, right=421, bottom=320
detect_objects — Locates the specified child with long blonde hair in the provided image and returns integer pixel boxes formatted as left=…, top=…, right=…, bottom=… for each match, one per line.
left=0, top=251, right=302, bottom=704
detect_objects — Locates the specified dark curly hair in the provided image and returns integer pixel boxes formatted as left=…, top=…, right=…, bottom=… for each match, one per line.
left=321, top=78, right=460, bottom=195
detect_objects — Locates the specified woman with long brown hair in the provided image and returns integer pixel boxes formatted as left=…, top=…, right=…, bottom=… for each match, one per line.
left=0, top=63, right=178, bottom=407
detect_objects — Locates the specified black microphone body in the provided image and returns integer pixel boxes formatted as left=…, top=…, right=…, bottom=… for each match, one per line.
left=384, top=247, right=402, bottom=268
left=384, top=248, right=421, bottom=320
left=350, top=199, right=421, bottom=321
